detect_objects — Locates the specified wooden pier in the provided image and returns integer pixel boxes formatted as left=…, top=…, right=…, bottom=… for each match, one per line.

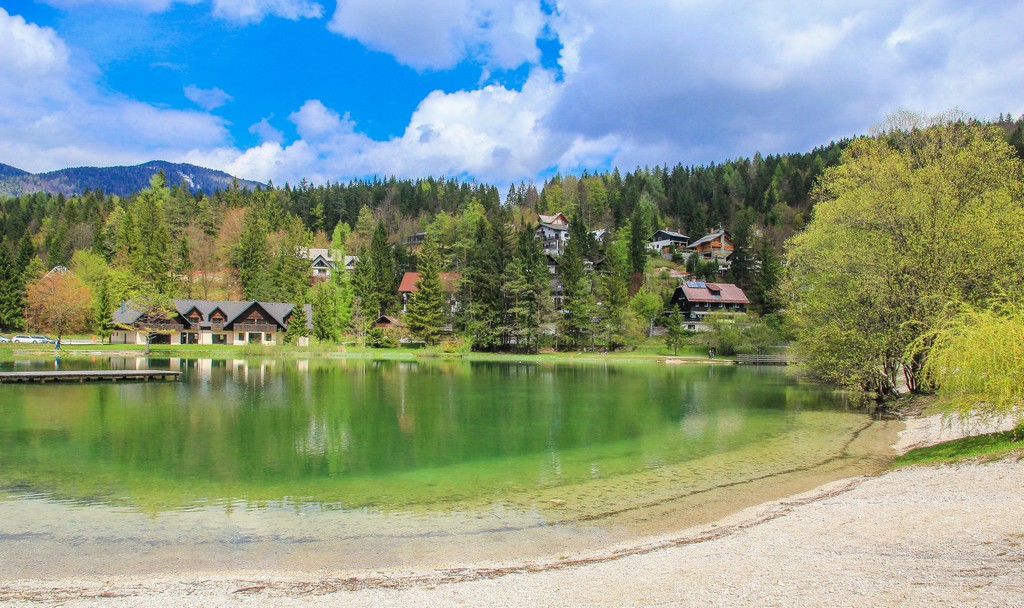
left=735, top=354, right=790, bottom=365
left=0, top=370, right=182, bottom=384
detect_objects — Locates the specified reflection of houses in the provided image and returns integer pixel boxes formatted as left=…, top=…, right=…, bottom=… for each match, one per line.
left=111, top=299, right=313, bottom=346
left=669, top=281, right=749, bottom=330
left=648, top=229, right=689, bottom=256
left=398, top=271, right=461, bottom=313
left=304, top=248, right=357, bottom=280
left=536, top=211, right=569, bottom=255
left=686, top=229, right=734, bottom=267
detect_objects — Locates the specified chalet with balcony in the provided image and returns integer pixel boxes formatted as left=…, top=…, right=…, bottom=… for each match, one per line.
left=686, top=229, right=734, bottom=266
left=536, top=211, right=570, bottom=255
left=647, top=229, right=689, bottom=256
left=669, top=281, right=749, bottom=330
left=111, top=299, right=313, bottom=346
left=304, top=248, right=357, bottom=280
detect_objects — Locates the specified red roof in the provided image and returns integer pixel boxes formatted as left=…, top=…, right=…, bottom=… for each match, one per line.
left=398, top=272, right=461, bottom=293
left=678, top=281, right=749, bottom=304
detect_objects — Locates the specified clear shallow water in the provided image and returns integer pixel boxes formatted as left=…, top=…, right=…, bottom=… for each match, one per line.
left=0, top=357, right=898, bottom=577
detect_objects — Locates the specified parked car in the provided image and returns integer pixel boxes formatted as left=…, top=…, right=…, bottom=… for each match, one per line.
left=0, top=335, right=9, bottom=343
left=11, top=335, right=53, bottom=343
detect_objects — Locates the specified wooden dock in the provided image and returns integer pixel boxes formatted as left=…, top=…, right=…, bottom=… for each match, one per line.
left=0, top=370, right=182, bottom=384
left=735, top=354, right=790, bottom=365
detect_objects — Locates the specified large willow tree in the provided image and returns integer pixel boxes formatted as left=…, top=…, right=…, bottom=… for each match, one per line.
left=786, top=117, right=1024, bottom=397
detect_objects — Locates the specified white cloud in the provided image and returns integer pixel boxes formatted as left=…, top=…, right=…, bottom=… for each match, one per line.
left=249, top=115, right=284, bottom=143
left=184, top=85, right=233, bottom=110
left=210, top=0, right=323, bottom=23
left=0, top=8, right=229, bottom=172
left=40, top=0, right=322, bottom=22
left=328, top=0, right=544, bottom=70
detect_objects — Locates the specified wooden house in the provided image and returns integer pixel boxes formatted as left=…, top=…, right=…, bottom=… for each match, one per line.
left=111, top=299, right=312, bottom=346
left=647, top=229, right=689, bottom=255
left=669, top=281, right=749, bottom=330
left=686, top=229, right=734, bottom=267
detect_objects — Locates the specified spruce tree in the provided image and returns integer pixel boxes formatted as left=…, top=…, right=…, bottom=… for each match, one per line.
left=311, top=281, right=339, bottom=343
left=284, top=301, right=308, bottom=345
left=235, top=207, right=270, bottom=300
left=595, top=230, right=631, bottom=349
left=369, top=221, right=397, bottom=313
left=404, top=238, right=446, bottom=344
left=558, top=214, right=595, bottom=349
left=0, top=239, right=21, bottom=331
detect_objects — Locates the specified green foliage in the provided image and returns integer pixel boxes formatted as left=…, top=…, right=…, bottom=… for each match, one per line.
left=913, top=299, right=1024, bottom=425
left=662, top=312, right=690, bottom=355
left=284, top=302, right=308, bottom=345
left=369, top=221, right=397, bottom=314
left=595, top=230, right=631, bottom=349
left=365, top=327, right=397, bottom=348
left=502, top=226, right=553, bottom=352
left=0, top=238, right=22, bottom=331
left=706, top=313, right=744, bottom=356
left=311, top=282, right=339, bottom=343
left=786, top=117, right=1024, bottom=396
left=234, top=207, right=270, bottom=300
left=404, top=238, right=446, bottom=344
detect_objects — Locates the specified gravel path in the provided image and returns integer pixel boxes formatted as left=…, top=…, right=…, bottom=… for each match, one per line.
left=2, top=414, right=1022, bottom=607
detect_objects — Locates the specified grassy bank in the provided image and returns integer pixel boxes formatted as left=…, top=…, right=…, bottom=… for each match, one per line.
left=893, top=424, right=1024, bottom=467
left=0, top=338, right=723, bottom=364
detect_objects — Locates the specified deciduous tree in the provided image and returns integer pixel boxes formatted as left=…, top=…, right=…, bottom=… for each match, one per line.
left=25, top=270, right=92, bottom=341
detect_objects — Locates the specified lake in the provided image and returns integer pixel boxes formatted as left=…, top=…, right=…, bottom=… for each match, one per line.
left=0, top=357, right=898, bottom=577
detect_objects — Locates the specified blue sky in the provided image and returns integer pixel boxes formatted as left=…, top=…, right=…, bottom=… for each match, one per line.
left=2, top=1, right=1023, bottom=188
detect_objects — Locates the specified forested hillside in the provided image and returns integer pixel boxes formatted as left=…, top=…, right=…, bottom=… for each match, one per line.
left=0, top=161, right=264, bottom=198
left=2, top=116, right=1022, bottom=354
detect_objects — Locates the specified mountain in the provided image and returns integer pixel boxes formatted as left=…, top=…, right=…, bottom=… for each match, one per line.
left=0, top=160, right=264, bottom=197
left=0, top=163, right=31, bottom=181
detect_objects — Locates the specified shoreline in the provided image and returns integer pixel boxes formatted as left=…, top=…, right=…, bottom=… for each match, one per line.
left=2, top=413, right=1022, bottom=607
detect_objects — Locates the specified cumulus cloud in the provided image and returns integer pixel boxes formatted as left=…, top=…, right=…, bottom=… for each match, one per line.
left=545, top=0, right=1024, bottom=168
left=328, top=0, right=544, bottom=70
left=0, top=8, right=229, bottom=172
left=210, top=0, right=322, bottom=23
left=184, top=85, right=233, bottom=110
left=40, top=0, right=322, bottom=22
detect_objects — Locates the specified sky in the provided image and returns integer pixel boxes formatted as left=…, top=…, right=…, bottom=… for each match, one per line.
left=2, top=1, right=1023, bottom=189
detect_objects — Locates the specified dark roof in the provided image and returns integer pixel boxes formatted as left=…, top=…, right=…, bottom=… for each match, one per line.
left=113, top=299, right=312, bottom=331
left=650, top=229, right=688, bottom=241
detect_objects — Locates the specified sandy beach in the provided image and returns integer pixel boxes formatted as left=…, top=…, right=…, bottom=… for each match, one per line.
left=2, top=413, right=1021, bottom=607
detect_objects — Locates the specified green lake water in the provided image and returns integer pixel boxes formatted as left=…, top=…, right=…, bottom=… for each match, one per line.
left=0, top=357, right=898, bottom=577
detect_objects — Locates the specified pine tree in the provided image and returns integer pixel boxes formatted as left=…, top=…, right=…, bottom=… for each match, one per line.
left=132, top=173, right=173, bottom=293
left=235, top=207, right=270, bottom=300
left=311, top=281, right=339, bottom=343
left=503, top=226, right=552, bottom=352
left=558, top=214, right=595, bottom=349
left=461, top=217, right=503, bottom=350
left=0, top=239, right=21, bottom=331
left=93, top=274, right=115, bottom=341
left=330, top=223, right=354, bottom=335
left=369, top=221, right=397, bottom=313
left=404, top=237, right=446, bottom=344
left=284, top=301, right=308, bottom=345
left=595, top=230, right=631, bottom=349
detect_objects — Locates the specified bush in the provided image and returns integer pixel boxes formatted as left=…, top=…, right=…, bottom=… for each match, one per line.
left=366, top=328, right=397, bottom=348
